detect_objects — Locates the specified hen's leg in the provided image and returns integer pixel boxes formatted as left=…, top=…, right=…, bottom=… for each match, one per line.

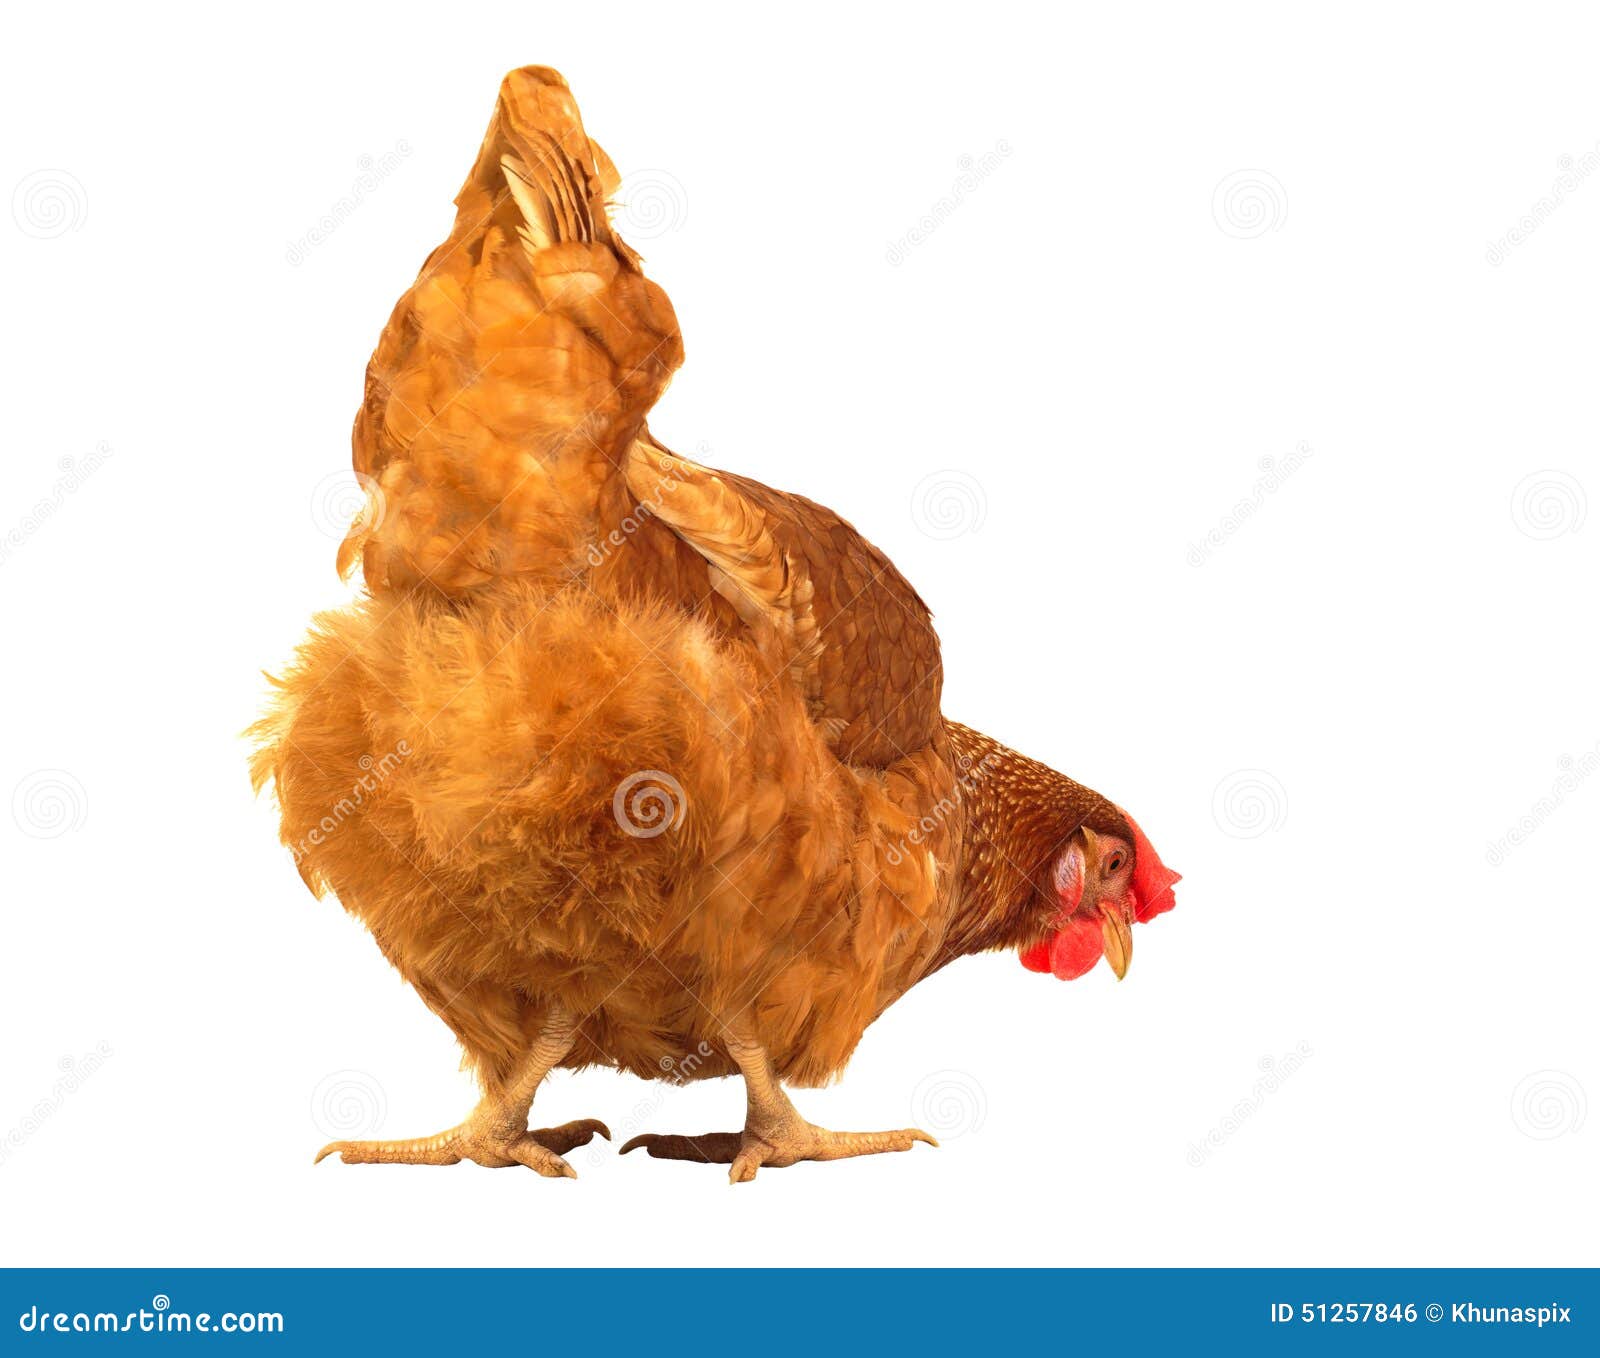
left=619, top=1029, right=935, bottom=1183
left=315, top=1005, right=608, bottom=1176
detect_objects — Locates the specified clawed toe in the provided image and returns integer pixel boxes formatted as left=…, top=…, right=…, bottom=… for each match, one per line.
left=529, top=1118, right=611, bottom=1155
left=811, top=1127, right=939, bottom=1160
left=618, top=1131, right=744, bottom=1163
left=621, top=1122, right=937, bottom=1181
left=504, top=1133, right=578, bottom=1178
left=733, top=1124, right=938, bottom=1181
left=315, top=1117, right=607, bottom=1175
left=315, top=1129, right=465, bottom=1166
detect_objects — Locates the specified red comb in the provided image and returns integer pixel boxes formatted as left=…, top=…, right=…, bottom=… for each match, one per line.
left=1118, top=806, right=1180, bottom=922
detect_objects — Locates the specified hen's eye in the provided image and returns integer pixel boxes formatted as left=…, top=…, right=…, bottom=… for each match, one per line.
left=1107, top=852, right=1125, bottom=872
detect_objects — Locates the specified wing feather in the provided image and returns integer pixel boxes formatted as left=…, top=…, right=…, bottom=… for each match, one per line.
left=621, top=438, right=942, bottom=765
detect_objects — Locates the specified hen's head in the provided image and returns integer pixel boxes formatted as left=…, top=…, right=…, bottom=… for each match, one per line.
left=1019, top=809, right=1180, bottom=981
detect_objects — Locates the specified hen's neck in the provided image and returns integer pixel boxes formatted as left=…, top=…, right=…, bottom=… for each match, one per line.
left=936, top=721, right=1121, bottom=962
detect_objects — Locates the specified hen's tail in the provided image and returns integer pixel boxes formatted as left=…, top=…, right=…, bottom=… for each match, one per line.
left=342, top=67, right=684, bottom=594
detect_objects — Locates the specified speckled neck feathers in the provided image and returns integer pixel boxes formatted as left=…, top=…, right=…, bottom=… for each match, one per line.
left=935, top=721, right=1126, bottom=964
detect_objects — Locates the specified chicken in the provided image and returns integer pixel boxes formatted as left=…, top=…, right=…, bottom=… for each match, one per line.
left=250, top=66, right=1180, bottom=1182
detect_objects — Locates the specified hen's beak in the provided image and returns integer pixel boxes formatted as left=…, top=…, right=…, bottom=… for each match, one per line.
left=1099, top=900, right=1133, bottom=980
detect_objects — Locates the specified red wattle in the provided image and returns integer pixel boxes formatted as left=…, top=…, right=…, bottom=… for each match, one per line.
left=1048, top=915, right=1105, bottom=980
left=1020, top=916, right=1103, bottom=979
left=1019, top=940, right=1053, bottom=973
left=1017, top=921, right=1107, bottom=972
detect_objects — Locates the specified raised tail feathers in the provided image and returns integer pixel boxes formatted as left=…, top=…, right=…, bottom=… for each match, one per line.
left=343, top=67, right=681, bottom=596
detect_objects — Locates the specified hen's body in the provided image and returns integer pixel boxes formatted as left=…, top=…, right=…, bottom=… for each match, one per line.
left=254, top=67, right=1169, bottom=1180
left=257, top=576, right=963, bottom=1091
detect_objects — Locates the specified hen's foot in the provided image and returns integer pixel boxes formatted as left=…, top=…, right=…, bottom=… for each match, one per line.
left=620, top=1117, right=935, bottom=1183
left=316, top=1117, right=609, bottom=1176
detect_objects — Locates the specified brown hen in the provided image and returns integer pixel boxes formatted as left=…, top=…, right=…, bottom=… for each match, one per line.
left=251, top=67, right=1178, bottom=1182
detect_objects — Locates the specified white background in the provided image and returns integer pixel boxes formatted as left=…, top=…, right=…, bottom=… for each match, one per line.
left=2, top=1, right=1594, bottom=1268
